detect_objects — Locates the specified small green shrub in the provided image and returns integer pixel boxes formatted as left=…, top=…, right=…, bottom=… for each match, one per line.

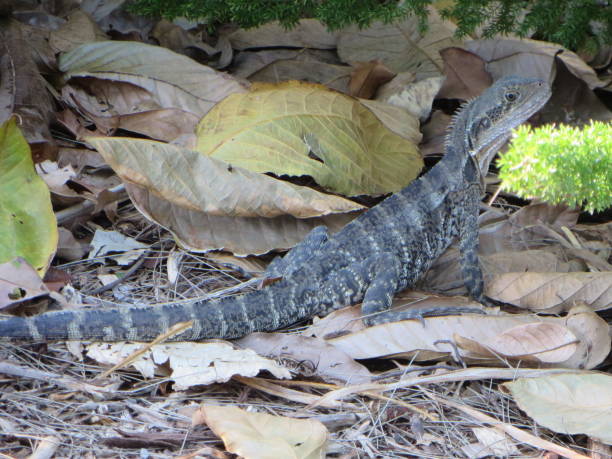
left=498, top=122, right=612, bottom=213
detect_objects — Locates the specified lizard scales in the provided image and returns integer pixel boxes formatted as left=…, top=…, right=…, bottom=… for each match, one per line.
left=0, top=76, right=551, bottom=342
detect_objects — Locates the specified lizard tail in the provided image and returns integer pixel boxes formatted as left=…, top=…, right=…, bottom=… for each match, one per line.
left=0, top=284, right=301, bottom=342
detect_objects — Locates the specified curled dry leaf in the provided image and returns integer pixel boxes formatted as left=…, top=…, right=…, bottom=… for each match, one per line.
left=49, top=10, right=107, bottom=54
left=192, top=405, right=328, bottom=459
left=59, top=40, right=247, bottom=119
left=196, top=81, right=423, bottom=196
left=375, top=75, right=444, bottom=122
left=467, top=38, right=606, bottom=90
left=436, top=47, right=492, bottom=100
left=237, top=332, right=372, bottom=384
left=87, top=341, right=290, bottom=389
left=88, top=137, right=362, bottom=255
left=325, top=305, right=608, bottom=369
left=502, top=372, right=612, bottom=444
left=486, top=272, right=612, bottom=313
left=0, top=258, right=50, bottom=310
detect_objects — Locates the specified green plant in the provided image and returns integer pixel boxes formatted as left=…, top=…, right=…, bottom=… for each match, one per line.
left=497, top=122, right=612, bottom=213
left=127, top=0, right=612, bottom=51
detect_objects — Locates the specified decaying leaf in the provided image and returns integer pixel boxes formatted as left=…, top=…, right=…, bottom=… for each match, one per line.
left=0, top=258, right=50, bottom=310
left=87, top=341, right=290, bottom=389
left=337, top=9, right=460, bottom=79
left=0, top=118, right=57, bottom=276
left=323, top=304, right=608, bottom=369
left=193, top=404, right=328, bottom=459
left=237, top=333, right=372, bottom=384
left=502, top=373, right=612, bottom=444
left=196, top=81, right=423, bottom=196
left=59, top=40, right=247, bottom=119
left=486, top=272, right=612, bottom=313
left=87, top=136, right=362, bottom=254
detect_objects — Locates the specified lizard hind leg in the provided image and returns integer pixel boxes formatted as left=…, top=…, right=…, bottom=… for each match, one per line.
left=265, top=226, right=329, bottom=278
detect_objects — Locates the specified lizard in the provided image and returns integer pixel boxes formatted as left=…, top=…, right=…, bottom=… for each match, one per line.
left=0, top=76, right=551, bottom=342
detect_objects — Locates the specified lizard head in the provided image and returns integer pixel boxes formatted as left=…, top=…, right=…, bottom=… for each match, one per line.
left=463, top=75, right=551, bottom=174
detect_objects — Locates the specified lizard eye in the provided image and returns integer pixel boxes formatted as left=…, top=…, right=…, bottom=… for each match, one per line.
left=505, top=91, right=519, bottom=102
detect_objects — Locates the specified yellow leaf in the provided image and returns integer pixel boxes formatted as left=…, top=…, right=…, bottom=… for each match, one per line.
left=0, top=118, right=57, bottom=276
left=196, top=81, right=423, bottom=196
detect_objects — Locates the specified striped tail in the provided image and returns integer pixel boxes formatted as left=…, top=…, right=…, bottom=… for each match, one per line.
left=0, top=282, right=306, bottom=342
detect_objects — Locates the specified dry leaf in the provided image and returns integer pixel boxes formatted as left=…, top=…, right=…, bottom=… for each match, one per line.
left=337, top=9, right=460, bottom=79
left=87, top=341, right=290, bottom=389
left=49, top=10, right=107, bottom=53
left=0, top=258, right=50, bottom=310
left=193, top=405, right=328, bottom=459
left=437, top=47, right=492, bottom=100
left=325, top=306, right=608, bottom=369
left=237, top=333, right=372, bottom=384
left=348, top=60, right=396, bottom=98
left=196, top=81, right=423, bottom=196
left=88, top=136, right=362, bottom=254
left=59, top=41, right=247, bottom=119
left=502, top=373, right=612, bottom=444
left=486, top=272, right=612, bottom=313
left=374, top=76, right=443, bottom=122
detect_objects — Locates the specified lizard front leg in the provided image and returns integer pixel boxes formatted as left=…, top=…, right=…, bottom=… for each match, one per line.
left=265, top=226, right=329, bottom=277
left=458, top=190, right=486, bottom=303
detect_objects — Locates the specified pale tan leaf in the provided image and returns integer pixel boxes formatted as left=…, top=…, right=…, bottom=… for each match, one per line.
left=358, top=99, right=423, bottom=143
left=469, top=427, right=519, bottom=457
left=49, top=10, right=107, bottom=54
left=454, top=322, right=578, bottom=363
left=196, top=81, right=423, bottom=196
left=502, top=373, right=612, bottom=444
left=87, top=341, right=290, bottom=389
left=337, top=9, right=460, bottom=79
left=87, top=136, right=361, bottom=254
left=193, top=405, right=328, bottom=459
left=486, top=272, right=612, bottom=313
left=237, top=333, right=372, bottom=384
left=467, top=38, right=606, bottom=90
left=479, top=202, right=580, bottom=255
left=88, top=137, right=363, bottom=219
left=126, top=182, right=355, bottom=255
left=0, top=258, right=50, bottom=310
left=562, top=304, right=611, bottom=370
left=325, top=306, right=608, bottom=369
left=375, top=75, right=444, bottom=122
left=59, top=41, right=247, bottom=118
left=228, top=19, right=337, bottom=50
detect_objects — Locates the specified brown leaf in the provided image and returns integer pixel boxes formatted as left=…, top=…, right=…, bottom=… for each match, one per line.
left=348, top=60, right=396, bottom=98
left=0, top=258, right=50, bottom=310
left=437, top=47, right=492, bottom=100
left=454, top=322, right=578, bottom=363
left=487, top=272, right=612, bottom=313
left=326, top=306, right=608, bottom=369
left=0, top=19, right=55, bottom=147
left=337, top=10, right=461, bottom=79
left=237, top=333, right=372, bottom=384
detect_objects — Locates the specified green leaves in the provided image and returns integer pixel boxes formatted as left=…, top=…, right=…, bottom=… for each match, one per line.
left=0, top=118, right=57, bottom=276
left=498, top=122, right=612, bottom=213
